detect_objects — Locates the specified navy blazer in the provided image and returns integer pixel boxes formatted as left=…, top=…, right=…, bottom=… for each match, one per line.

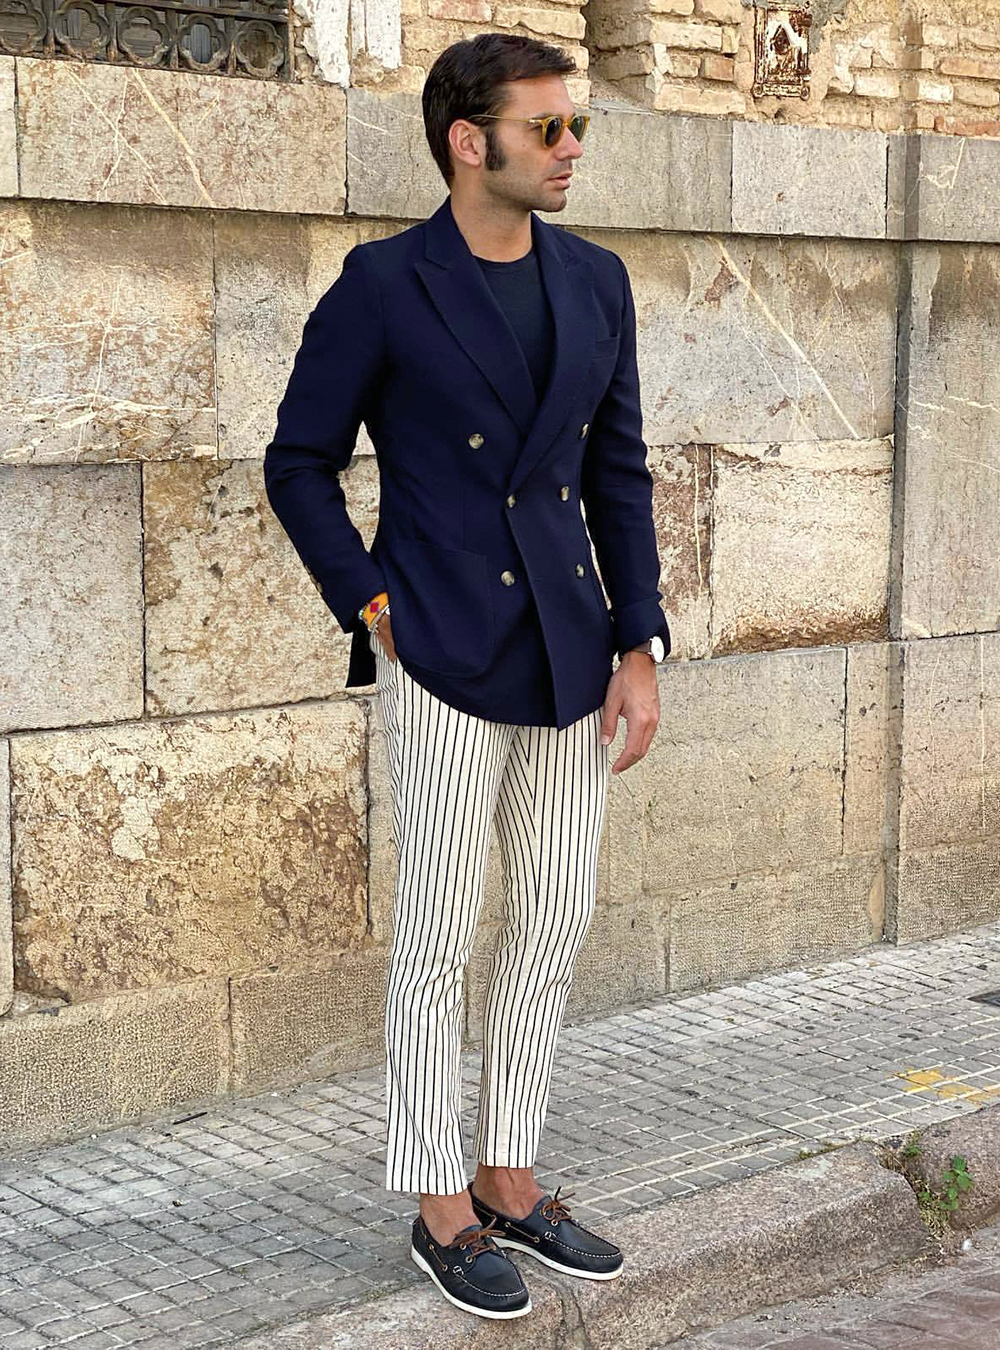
left=263, top=194, right=671, bottom=730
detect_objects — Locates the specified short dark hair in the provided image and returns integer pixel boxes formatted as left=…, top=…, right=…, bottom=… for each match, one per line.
left=422, top=33, right=577, bottom=187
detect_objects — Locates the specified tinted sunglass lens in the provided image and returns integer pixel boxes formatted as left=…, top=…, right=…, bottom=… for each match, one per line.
left=544, top=118, right=562, bottom=147
left=571, top=115, right=587, bottom=141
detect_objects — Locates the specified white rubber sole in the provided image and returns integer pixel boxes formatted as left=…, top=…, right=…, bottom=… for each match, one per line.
left=491, top=1235, right=624, bottom=1280
left=410, top=1244, right=533, bottom=1318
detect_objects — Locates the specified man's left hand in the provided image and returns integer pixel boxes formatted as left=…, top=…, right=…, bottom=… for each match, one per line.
left=599, top=651, right=660, bottom=774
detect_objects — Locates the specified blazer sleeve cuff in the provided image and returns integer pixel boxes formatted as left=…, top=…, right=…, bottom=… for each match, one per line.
left=612, top=598, right=672, bottom=661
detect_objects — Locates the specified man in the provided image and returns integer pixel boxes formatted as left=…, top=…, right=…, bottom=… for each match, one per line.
left=263, top=31, right=671, bottom=1321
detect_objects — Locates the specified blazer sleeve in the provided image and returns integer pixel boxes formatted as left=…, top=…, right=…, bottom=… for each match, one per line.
left=262, top=243, right=389, bottom=636
left=580, top=254, right=672, bottom=660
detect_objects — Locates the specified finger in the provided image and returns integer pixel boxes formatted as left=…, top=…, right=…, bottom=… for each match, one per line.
left=600, top=693, right=621, bottom=746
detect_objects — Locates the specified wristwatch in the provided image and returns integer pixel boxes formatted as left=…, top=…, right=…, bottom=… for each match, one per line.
left=630, top=635, right=666, bottom=663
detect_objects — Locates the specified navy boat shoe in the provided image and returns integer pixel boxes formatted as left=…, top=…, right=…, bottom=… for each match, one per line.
left=468, top=1182, right=624, bottom=1280
left=410, top=1213, right=532, bottom=1318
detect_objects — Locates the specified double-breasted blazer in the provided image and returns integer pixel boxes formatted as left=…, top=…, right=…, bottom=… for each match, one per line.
left=263, top=193, right=671, bottom=730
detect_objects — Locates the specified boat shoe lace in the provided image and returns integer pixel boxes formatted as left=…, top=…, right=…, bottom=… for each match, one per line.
left=452, top=1217, right=502, bottom=1258
left=540, top=1187, right=575, bottom=1224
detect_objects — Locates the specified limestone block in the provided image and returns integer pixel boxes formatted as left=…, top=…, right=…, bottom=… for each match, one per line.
left=898, top=633, right=1000, bottom=851
left=230, top=947, right=388, bottom=1091
left=582, top=230, right=896, bottom=447
left=666, top=855, right=884, bottom=993
left=16, top=57, right=347, bottom=215
left=0, top=979, right=230, bottom=1154
left=215, top=210, right=400, bottom=462
left=0, top=58, right=14, bottom=199
left=895, top=245, right=1000, bottom=637
left=346, top=87, right=445, bottom=220
left=604, top=646, right=846, bottom=900
left=888, top=133, right=1000, bottom=242
left=711, top=438, right=893, bottom=655
left=732, top=122, right=888, bottom=239
left=844, top=642, right=897, bottom=857
left=1, top=739, right=9, bottom=1017
left=0, top=199, right=215, bottom=465
left=896, top=838, right=1000, bottom=943
left=0, top=464, right=143, bottom=734
left=10, top=700, right=368, bottom=1001
left=648, top=444, right=711, bottom=660
left=144, top=456, right=379, bottom=715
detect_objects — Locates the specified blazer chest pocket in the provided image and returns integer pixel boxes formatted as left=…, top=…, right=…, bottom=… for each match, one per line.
left=379, top=537, right=496, bottom=678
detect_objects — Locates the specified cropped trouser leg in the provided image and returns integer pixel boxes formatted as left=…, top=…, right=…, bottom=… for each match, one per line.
left=369, top=629, right=609, bottom=1195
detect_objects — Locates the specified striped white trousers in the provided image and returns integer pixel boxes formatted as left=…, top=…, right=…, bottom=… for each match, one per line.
left=369, top=628, right=610, bottom=1195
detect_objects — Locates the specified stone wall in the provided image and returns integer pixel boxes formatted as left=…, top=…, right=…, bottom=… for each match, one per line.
left=4, top=0, right=1000, bottom=1148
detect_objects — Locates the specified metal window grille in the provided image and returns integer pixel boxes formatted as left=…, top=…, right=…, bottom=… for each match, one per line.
left=0, top=0, right=292, bottom=80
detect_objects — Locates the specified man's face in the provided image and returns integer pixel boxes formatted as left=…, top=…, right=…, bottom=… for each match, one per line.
left=464, top=74, right=585, bottom=209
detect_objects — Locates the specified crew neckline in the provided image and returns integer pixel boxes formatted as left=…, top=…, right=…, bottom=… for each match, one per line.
left=474, top=247, right=535, bottom=268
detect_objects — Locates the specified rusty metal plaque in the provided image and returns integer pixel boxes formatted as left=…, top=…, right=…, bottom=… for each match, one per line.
left=753, top=4, right=811, bottom=100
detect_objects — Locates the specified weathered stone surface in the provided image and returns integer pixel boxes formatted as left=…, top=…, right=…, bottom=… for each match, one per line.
left=16, top=57, right=347, bottom=215
left=585, top=230, right=897, bottom=447
left=895, top=243, right=1000, bottom=639
left=605, top=647, right=846, bottom=901
left=0, top=58, right=14, bottom=199
left=844, top=642, right=896, bottom=856
left=898, top=633, right=1000, bottom=851
left=0, top=979, right=230, bottom=1154
left=648, top=444, right=712, bottom=660
left=10, top=701, right=368, bottom=1001
left=0, top=199, right=215, bottom=465
left=143, top=456, right=379, bottom=716
left=0, top=464, right=144, bottom=734
left=896, top=838, right=1000, bottom=943
left=711, top=438, right=893, bottom=655
left=215, top=212, right=400, bottom=462
left=733, top=122, right=888, bottom=239
left=667, top=856, right=884, bottom=993
left=231, top=948, right=388, bottom=1092
left=888, top=130, right=1000, bottom=242
left=346, top=87, right=441, bottom=220
left=1, top=738, right=10, bottom=1017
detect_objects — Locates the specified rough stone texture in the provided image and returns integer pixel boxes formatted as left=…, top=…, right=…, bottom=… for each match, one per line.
left=648, top=444, right=712, bottom=661
left=666, top=855, right=884, bottom=993
left=733, top=122, right=888, bottom=239
left=346, top=88, right=731, bottom=233
left=894, top=633, right=1000, bottom=942
left=899, top=632, right=1000, bottom=851
left=215, top=212, right=400, bottom=462
left=899, top=1100, right=1000, bottom=1232
left=895, top=243, right=1000, bottom=640
left=0, top=58, right=14, bottom=199
left=844, top=641, right=896, bottom=856
left=16, top=57, right=347, bottom=214
left=0, top=199, right=215, bottom=466
left=711, top=438, right=893, bottom=656
left=230, top=947, right=388, bottom=1093
left=0, top=738, right=10, bottom=1017
left=578, top=229, right=897, bottom=448
left=0, top=978, right=230, bottom=1155
left=888, top=130, right=1000, bottom=242
left=0, top=463, right=144, bottom=734
left=143, top=456, right=379, bottom=716
left=604, top=647, right=847, bottom=903
left=9, top=701, right=368, bottom=1002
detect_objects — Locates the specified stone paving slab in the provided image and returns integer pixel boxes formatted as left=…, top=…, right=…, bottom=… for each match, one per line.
left=3, top=920, right=1000, bottom=1348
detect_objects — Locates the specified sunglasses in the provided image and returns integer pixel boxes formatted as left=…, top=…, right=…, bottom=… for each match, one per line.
left=473, top=112, right=590, bottom=148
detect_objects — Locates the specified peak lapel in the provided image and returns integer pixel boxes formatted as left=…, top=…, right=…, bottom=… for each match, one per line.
left=414, top=197, right=596, bottom=491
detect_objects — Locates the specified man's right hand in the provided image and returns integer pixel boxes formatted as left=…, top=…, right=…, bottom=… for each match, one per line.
left=375, top=612, right=397, bottom=663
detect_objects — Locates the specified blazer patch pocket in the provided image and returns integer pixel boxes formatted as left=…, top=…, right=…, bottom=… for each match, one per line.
left=592, top=334, right=620, bottom=358
left=380, top=538, right=496, bottom=678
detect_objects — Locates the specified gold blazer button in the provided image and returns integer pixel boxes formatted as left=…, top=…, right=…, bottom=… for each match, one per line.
left=469, top=433, right=484, bottom=448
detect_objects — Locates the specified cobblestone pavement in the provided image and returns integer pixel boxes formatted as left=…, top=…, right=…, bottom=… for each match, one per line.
left=681, top=1218, right=1000, bottom=1348
left=3, top=920, right=1000, bottom=1348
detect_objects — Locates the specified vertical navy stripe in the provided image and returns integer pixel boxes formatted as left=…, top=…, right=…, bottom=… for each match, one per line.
left=369, top=630, right=609, bottom=1194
